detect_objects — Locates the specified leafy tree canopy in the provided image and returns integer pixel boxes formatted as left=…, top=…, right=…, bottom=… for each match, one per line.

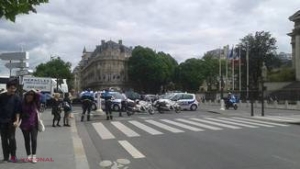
left=0, top=0, right=48, bottom=22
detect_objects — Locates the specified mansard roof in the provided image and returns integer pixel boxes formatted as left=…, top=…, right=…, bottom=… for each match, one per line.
left=289, top=10, right=300, bottom=21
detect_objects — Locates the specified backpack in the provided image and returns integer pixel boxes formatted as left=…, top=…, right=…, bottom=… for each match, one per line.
left=63, top=101, right=71, bottom=112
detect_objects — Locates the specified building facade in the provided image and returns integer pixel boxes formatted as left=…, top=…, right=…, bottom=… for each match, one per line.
left=289, top=10, right=300, bottom=81
left=74, top=40, right=132, bottom=91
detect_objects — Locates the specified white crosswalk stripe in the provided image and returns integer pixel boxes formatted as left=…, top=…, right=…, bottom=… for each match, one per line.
left=175, top=118, right=223, bottom=130
left=145, top=120, right=184, bottom=133
left=232, top=117, right=289, bottom=127
left=118, top=140, right=145, bottom=159
left=92, top=122, right=115, bottom=140
left=129, top=121, right=163, bottom=135
left=218, top=118, right=274, bottom=127
left=190, top=118, right=241, bottom=129
left=160, top=119, right=204, bottom=131
left=111, top=121, right=140, bottom=137
left=205, top=118, right=258, bottom=128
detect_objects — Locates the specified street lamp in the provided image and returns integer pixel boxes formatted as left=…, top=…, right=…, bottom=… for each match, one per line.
left=261, top=62, right=267, bottom=116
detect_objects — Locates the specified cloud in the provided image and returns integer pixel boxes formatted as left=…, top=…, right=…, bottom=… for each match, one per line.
left=0, top=0, right=299, bottom=76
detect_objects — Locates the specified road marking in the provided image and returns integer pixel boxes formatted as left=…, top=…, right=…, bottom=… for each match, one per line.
left=176, top=118, right=223, bottom=130
left=261, top=116, right=299, bottom=122
left=205, top=118, right=258, bottom=128
left=232, top=117, right=289, bottom=127
left=145, top=120, right=184, bottom=133
left=129, top=121, right=163, bottom=135
left=190, top=118, right=241, bottom=129
left=111, top=122, right=140, bottom=137
left=92, top=122, right=115, bottom=140
left=160, top=119, right=203, bottom=131
left=118, top=140, right=145, bottom=159
left=218, top=118, right=274, bottom=127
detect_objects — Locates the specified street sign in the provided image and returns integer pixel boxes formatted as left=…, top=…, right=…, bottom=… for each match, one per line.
left=16, top=69, right=33, bottom=76
left=5, top=62, right=29, bottom=69
left=0, top=52, right=28, bottom=60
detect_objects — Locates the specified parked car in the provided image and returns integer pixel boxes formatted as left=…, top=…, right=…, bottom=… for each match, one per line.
left=168, top=93, right=199, bottom=111
left=92, top=91, right=125, bottom=111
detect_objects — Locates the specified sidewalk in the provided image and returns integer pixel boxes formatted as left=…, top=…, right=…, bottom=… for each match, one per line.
left=201, top=104, right=300, bottom=124
left=0, top=110, right=89, bottom=169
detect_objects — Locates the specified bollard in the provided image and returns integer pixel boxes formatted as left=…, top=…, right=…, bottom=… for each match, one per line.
left=274, top=100, right=278, bottom=109
left=297, top=101, right=300, bottom=110
left=209, top=100, right=212, bottom=105
left=246, top=100, right=250, bottom=107
left=220, top=99, right=225, bottom=110
left=285, top=100, right=288, bottom=109
left=96, top=91, right=104, bottom=115
left=264, top=100, right=268, bottom=108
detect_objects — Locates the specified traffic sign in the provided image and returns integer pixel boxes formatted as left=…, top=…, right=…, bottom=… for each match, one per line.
left=16, top=69, right=33, bottom=76
left=5, top=62, right=29, bottom=69
left=0, top=52, right=28, bottom=60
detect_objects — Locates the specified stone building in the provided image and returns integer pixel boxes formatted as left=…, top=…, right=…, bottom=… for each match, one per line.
left=289, top=10, right=300, bottom=81
left=74, top=40, right=132, bottom=91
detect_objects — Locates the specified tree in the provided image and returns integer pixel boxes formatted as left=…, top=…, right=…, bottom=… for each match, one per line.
left=128, top=46, right=178, bottom=93
left=239, top=31, right=277, bottom=91
left=0, top=0, right=48, bottom=22
left=33, top=57, right=74, bottom=90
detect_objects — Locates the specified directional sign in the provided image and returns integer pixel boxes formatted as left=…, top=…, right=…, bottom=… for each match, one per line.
left=0, top=52, right=28, bottom=60
left=5, top=62, right=29, bottom=69
left=16, top=69, right=33, bottom=76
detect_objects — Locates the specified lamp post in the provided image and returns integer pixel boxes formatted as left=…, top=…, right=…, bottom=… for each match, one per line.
left=261, top=62, right=267, bottom=116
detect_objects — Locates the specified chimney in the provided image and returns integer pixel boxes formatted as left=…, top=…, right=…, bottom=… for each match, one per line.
left=118, top=40, right=122, bottom=45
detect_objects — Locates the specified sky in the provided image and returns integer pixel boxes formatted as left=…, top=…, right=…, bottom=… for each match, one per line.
left=0, top=0, right=299, bottom=76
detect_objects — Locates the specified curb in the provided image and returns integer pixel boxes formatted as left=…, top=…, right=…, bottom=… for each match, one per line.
left=71, top=117, right=90, bottom=169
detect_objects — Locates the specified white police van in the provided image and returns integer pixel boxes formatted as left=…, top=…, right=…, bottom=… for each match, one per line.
left=169, top=93, right=199, bottom=111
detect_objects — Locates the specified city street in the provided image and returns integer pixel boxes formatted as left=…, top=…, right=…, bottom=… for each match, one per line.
left=73, top=106, right=300, bottom=169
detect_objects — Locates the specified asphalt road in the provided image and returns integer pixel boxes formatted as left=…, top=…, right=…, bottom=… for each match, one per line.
left=73, top=106, right=300, bottom=169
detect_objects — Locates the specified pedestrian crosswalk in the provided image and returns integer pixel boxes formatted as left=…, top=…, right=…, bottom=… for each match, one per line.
left=92, top=116, right=290, bottom=141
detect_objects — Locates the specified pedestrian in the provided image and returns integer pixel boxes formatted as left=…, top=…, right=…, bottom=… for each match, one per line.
left=19, top=89, right=40, bottom=163
left=80, top=89, right=94, bottom=122
left=51, top=93, right=63, bottom=127
left=119, top=91, right=129, bottom=117
left=63, top=93, right=72, bottom=126
left=0, top=80, right=21, bottom=163
left=103, top=89, right=113, bottom=120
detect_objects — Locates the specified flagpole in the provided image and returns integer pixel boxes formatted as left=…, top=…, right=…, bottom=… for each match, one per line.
left=219, top=47, right=221, bottom=91
left=225, top=45, right=229, bottom=91
left=246, top=44, right=249, bottom=99
left=232, top=45, right=235, bottom=91
left=239, top=45, right=242, bottom=92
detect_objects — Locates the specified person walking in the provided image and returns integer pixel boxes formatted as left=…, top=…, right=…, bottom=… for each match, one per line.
left=63, top=93, right=72, bottom=126
left=80, top=89, right=94, bottom=122
left=0, top=80, right=21, bottom=163
left=103, top=89, right=113, bottom=120
left=51, top=93, right=62, bottom=127
left=20, top=90, right=40, bottom=163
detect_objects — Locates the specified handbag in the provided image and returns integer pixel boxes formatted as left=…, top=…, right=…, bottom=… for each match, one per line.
left=36, top=109, right=45, bottom=132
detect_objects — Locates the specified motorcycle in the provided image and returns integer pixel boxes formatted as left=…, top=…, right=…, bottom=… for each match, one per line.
left=126, top=99, right=154, bottom=115
left=224, top=98, right=238, bottom=110
left=153, top=99, right=181, bottom=113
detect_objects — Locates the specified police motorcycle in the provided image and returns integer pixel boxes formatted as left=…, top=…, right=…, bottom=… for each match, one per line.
left=153, top=94, right=181, bottom=113
left=224, top=93, right=238, bottom=110
left=125, top=99, right=154, bottom=115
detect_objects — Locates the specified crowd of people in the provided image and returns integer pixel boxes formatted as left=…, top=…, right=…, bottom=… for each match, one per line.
left=0, top=80, right=73, bottom=164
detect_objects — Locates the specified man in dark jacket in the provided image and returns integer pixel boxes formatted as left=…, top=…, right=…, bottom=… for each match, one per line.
left=0, top=80, right=21, bottom=163
left=80, top=89, right=94, bottom=121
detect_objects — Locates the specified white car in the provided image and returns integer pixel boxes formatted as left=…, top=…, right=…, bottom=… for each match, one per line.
left=169, top=93, right=199, bottom=111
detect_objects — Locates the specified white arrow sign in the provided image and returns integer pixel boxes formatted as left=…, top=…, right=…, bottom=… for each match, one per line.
left=5, top=62, right=29, bottom=69
left=0, top=52, right=28, bottom=60
left=16, top=69, right=33, bottom=76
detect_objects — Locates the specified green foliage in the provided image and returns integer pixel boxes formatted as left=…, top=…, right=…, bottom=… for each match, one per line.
left=33, top=57, right=73, bottom=89
left=268, top=68, right=295, bottom=82
left=239, top=31, right=277, bottom=89
left=0, top=0, right=48, bottom=22
left=128, top=46, right=178, bottom=93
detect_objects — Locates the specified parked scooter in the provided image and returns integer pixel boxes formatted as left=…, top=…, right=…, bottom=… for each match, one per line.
left=153, top=99, right=181, bottom=113
left=126, top=99, right=154, bottom=115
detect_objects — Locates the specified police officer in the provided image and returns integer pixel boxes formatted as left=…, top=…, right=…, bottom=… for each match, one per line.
left=80, top=89, right=94, bottom=122
left=103, top=89, right=113, bottom=120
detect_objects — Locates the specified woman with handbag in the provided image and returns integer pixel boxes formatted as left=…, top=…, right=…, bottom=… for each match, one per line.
left=63, top=93, right=72, bottom=127
left=20, top=89, right=41, bottom=163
